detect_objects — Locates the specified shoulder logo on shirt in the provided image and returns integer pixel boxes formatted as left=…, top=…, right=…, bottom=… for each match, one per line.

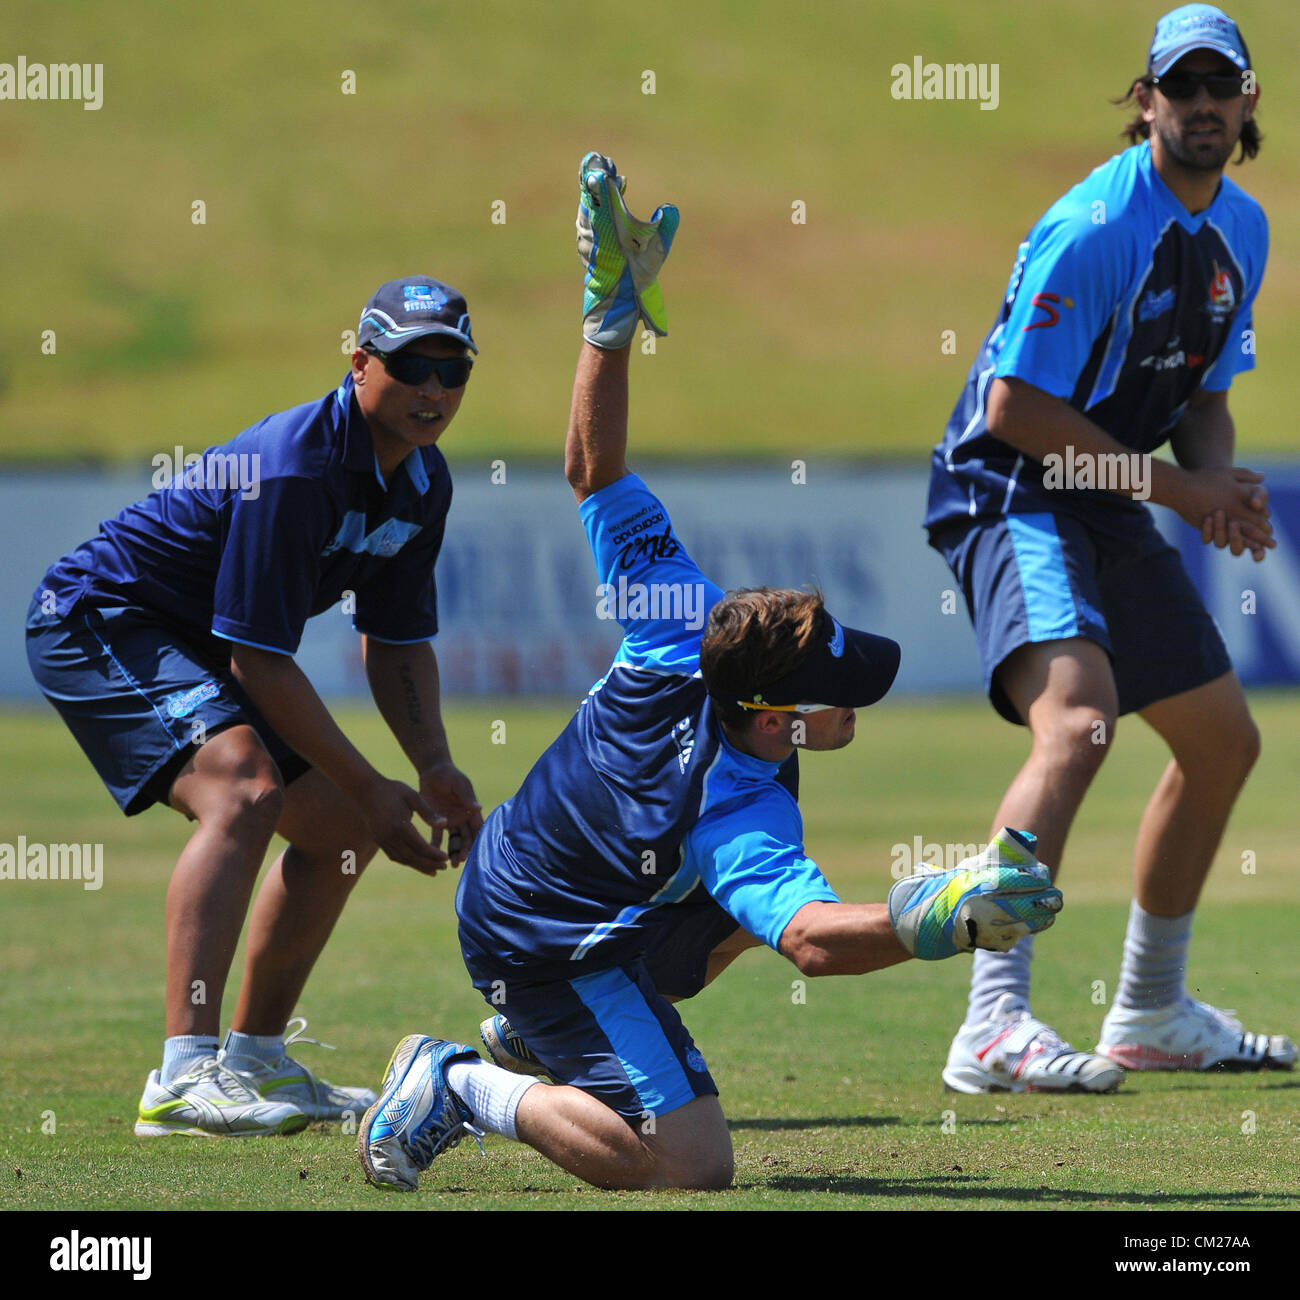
left=1023, top=291, right=1073, bottom=332
left=403, top=284, right=447, bottom=313
left=1137, top=286, right=1176, bottom=322
left=828, top=617, right=845, bottom=658
left=685, top=1048, right=708, bottom=1074
left=1207, top=264, right=1236, bottom=321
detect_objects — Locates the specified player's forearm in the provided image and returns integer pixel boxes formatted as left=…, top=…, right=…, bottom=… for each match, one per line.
left=228, top=644, right=381, bottom=799
left=988, top=376, right=1186, bottom=509
left=565, top=341, right=630, bottom=503
left=778, top=901, right=912, bottom=977
left=1168, top=398, right=1236, bottom=471
left=362, top=638, right=454, bottom=775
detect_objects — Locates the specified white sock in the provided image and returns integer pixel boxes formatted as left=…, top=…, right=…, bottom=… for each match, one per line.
left=446, top=1059, right=539, bottom=1141
left=161, top=1035, right=218, bottom=1085
left=221, top=1029, right=284, bottom=1065
left=1115, top=900, right=1193, bottom=1010
left=966, top=936, right=1034, bottom=1025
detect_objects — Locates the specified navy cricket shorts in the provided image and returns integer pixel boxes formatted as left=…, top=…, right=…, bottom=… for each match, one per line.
left=470, top=959, right=720, bottom=1123
left=462, top=894, right=741, bottom=1123
left=930, top=507, right=1231, bottom=725
left=26, top=596, right=311, bottom=815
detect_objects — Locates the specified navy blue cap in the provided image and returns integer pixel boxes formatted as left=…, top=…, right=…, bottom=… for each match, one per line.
left=729, top=609, right=902, bottom=710
left=358, top=276, right=477, bottom=355
left=1148, top=5, right=1251, bottom=76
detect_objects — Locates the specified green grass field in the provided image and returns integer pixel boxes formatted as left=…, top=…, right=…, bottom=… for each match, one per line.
left=2, top=695, right=1297, bottom=1212
left=3, top=0, right=1300, bottom=464
left=4, top=2, right=1299, bottom=1232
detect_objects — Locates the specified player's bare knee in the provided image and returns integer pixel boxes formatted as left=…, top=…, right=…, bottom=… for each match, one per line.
left=690, top=1149, right=735, bottom=1191
left=324, top=811, right=379, bottom=871
left=1239, top=717, right=1262, bottom=773
left=288, top=821, right=378, bottom=874
left=1225, top=714, right=1261, bottom=774
left=641, top=1097, right=733, bottom=1190
left=327, top=837, right=378, bottom=879
left=660, top=1143, right=733, bottom=1191
left=225, top=779, right=286, bottom=839
left=1036, top=706, right=1116, bottom=778
left=345, top=840, right=379, bottom=873
left=1183, top=714, right=1260, bottom=787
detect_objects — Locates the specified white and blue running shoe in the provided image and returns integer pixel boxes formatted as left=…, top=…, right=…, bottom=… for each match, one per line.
left=357, top=1035, right=485, bottom=1192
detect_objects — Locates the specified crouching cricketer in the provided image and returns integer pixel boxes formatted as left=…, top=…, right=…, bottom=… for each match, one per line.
left=27, top=276, right=482, bottom=1137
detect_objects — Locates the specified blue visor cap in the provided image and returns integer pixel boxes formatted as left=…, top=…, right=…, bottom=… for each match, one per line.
left=358, top=276, right=478, bottom=354
left=736, top=610, right=902, bottom=710
left=1148, top=5, right=1251, bottom=76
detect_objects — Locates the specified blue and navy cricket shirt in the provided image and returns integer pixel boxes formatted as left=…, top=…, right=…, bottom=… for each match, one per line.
left=37, top=373, right=452, bottom=655
left=925, top=140, right=1267, bottom=532
left=457, top=473, right=837, bottom=983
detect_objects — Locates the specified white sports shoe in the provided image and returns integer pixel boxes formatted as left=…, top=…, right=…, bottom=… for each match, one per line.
left=1097, top=998, right=1298, bottom=1072
left=219, top=1018, right=378, bottom=1123
left=943, top=993, right=1125, bottom=1094
left=135, top=1056, right=308, bottom=1137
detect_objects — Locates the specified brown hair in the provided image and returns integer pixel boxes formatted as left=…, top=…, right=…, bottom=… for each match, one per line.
left=699, top=587, right=825, bottom=730
left=1114, top=76, right=1261, bottom=162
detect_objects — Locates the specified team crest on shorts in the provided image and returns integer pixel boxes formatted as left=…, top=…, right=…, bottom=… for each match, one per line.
left=164, top=681, right=220, bottom=719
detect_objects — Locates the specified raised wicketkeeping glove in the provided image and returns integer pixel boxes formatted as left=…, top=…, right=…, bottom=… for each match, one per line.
left=576, top=151, right=679, bottom=348
left=887, top=827, right=1062, bottom=960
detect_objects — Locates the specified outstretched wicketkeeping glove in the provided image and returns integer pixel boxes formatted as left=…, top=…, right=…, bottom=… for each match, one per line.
left=888, top=827, right=1063, bottom=960
left=576, top=150, right=679, bottom=348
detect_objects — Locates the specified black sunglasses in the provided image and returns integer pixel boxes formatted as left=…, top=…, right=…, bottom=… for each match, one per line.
left=1150, top=71, right=1245, bottom=101
left=363, top=344, right=473, bottom=389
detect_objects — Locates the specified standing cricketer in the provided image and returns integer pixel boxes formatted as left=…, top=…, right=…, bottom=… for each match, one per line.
left=924, top=4, right=1294, bottom=1092
left=26, top=276, right=483, bottom=1135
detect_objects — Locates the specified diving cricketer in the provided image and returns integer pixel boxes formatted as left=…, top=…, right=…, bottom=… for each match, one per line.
left=356, top=154, right=1064, bottom=1193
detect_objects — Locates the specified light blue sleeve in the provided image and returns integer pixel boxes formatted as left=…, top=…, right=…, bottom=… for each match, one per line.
left=994, top=207, right=1127, bottom=399
left=685, top=788, right=840, bottom=952
left=578, top=473, right=725, bottom=673
left=1199, top=306, right=1253, bottom=391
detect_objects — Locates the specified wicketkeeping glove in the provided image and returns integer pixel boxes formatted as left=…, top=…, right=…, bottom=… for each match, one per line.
left=576, top=151, right=679, bottom=348
left=887, top=827, right=1063, bottom=960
